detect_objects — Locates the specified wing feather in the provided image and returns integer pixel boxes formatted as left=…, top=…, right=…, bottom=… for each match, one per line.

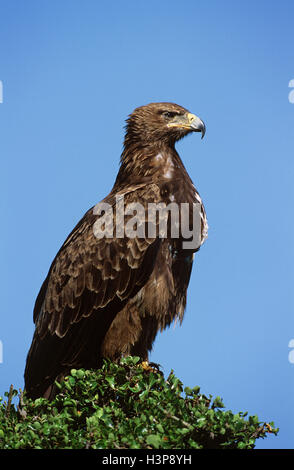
left=25, top=184, right=163, bottom=398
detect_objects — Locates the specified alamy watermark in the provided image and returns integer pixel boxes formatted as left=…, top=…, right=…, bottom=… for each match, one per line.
left=288, top=339, right=294, bottom=364
left=289, top=79, right=294, bottom=104
left=93, top=195, right=202, bottom=250
left=0, top=80, right=2, bottom=103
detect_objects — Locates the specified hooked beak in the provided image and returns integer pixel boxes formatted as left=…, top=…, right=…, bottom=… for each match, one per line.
left=167, top=112, right=206, bottom=139
left=187, top=113, right=206, bottom=139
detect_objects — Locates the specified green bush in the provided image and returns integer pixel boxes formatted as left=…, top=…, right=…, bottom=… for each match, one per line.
left=0, top=356, right=278, bottom=449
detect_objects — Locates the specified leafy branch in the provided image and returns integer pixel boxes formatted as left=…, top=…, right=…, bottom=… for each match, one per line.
left=0, top=356, right=278, bottom=449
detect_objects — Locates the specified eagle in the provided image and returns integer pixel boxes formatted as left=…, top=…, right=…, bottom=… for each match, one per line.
left=24, top=102, right=208, bottom=399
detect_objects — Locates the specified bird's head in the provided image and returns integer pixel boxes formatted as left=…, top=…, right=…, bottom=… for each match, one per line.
left=124, top=102, right=206, bottom=147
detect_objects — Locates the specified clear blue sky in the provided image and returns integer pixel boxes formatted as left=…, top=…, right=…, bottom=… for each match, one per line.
left=0, top=0, right=293, bottom=449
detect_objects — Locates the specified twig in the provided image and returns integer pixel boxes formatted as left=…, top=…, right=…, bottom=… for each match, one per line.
left=5, top=384, right=14, bottom=418
left=17, top=389, right=27, bottom=419
left=161, top=407, right=193, bottom=430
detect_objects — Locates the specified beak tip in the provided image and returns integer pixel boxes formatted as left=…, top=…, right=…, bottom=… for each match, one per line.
left=201, top=127, right=206, bottom=139
left=201, top=121, right=206, bottom=139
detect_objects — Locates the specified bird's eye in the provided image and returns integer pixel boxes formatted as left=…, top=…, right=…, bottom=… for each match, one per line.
left=162, top=111, right=177, bottom=119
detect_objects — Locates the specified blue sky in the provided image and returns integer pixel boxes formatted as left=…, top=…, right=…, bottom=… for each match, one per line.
left=0, top=0, right=293, bottom=449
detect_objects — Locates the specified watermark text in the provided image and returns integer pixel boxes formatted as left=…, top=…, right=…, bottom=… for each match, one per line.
left=93, top=196, right=203, bottom=250
left=288, top=339, right=294, bottom=364
left=289, top=79, right=294, bottom=104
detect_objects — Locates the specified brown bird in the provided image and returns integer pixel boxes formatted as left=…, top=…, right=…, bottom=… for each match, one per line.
left=24, top=102, right=208, bottom=399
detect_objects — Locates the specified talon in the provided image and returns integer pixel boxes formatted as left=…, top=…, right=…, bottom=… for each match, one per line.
left=141, top=361, right=152, bottom=371
left=140, top=361, right=162, bottom=374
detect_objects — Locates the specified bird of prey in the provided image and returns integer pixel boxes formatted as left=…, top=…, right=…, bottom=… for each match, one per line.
left=24, top=102, right=208, bottom=399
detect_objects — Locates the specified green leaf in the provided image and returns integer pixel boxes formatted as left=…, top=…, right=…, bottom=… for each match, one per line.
left=184, top=387, right=193, bottom=396
left=249, top=415, right=259, bottom=425
left=156, top=423, right=164, bottom=433
left=76, top=370, right=85, bottom=379
left=192, top=386, right=201, bottom=395
left=212, top=396, right=225, bottom=409
left=105, top=376, right=115, bottom=389
left=146, top=434, right=162, bottom=448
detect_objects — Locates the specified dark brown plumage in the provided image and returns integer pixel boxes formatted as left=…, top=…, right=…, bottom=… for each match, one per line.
left=24, top=102, right=208, bottom=399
